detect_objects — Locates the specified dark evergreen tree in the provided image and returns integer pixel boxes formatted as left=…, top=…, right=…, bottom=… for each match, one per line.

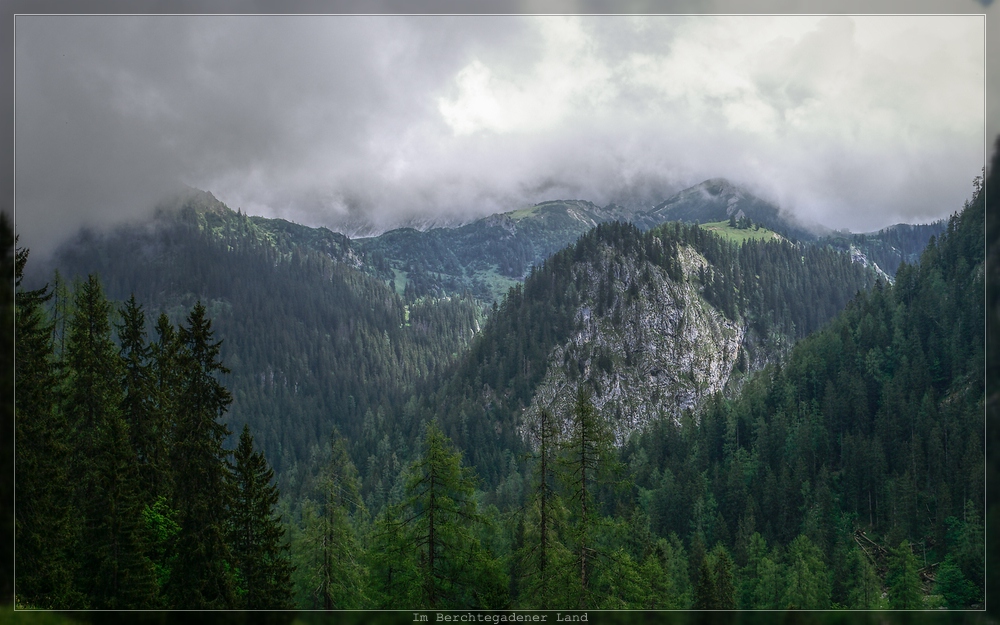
left=710, top=544, right=737, bottom=609
left=13, top=241, right=82, bottom=608
left=150, top=312, right=181, bottom=502
left=692, top=543, right=735, bottom=609
left=117, top=296, right=166, bottom=501
left=166, top=302, right=237, bottom=609
left=0, top=216, right=12, bottom=603
left=64, top=275, right=158, bottom=608
left=692, top=554, right=715, bottom=609
left=229, top=424, right=294, bottom=609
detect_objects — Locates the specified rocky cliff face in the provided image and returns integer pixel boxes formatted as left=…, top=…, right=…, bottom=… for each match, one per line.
left=521, top=240, right=748, bottom=444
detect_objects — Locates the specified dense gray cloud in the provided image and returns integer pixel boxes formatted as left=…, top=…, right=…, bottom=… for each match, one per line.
left=14, top=12, right=988, bottom=255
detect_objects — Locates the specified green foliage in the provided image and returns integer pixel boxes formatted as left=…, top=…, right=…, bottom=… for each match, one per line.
left=783, top=534, right=830, bottom=609
left=35, top=192, right=483, bottom=506
left=13, top=236, right=82, bottom=608
left=559, top=387, right=622, bottom=609
left=635, top=535, right=689, bottom=609
left=934, top=557, right=977, bottom=609
left=0, top=215, right=13, bottom=603
left=356, top=199, right=635, bottom=303
left=375, top=422, right=505, bottom=609
left=821, top=220, right=947, bottom=276
left=166, top=302, right=239, bottom=609
left=65, top=275, right=158, bottom=609
left=14, top=162, right=987, bottom=610
left=629, top=176, right=982, bottom=612
left=15, top=255, right=302, bottom=608
left=142, top=496, right=180, bottom=596
left=516, top=408, right=574, bottom=608
left=229, top=424, right=294, bottom=609
left=117, top=296, right=167, bottom=500
left=887, top=541, right=922, bottom=609
left=845, top=547, right=886, bottom=610
left=944, top=500, right=985, bottom=601
left=292, top=430, right=368, bottom=609
left=692, top=543, right=736, bottom=609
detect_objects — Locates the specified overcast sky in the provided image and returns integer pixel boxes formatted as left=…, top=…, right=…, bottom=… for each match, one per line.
left=13, top=10, right=990, bottom=254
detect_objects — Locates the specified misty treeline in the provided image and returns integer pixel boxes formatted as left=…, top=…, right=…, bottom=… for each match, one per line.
left=38, top=193, right=484, bottom=503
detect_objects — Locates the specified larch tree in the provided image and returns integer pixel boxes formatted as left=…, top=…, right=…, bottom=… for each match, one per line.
left=294, top=428, right=368, bottom=609
left=393, top=421, right=504, bottom=608
left=846, top=547, right=885, bottom=609
left=517, top=407, right=573, bottom=608
left=783, top=534, right=830, bottom=609
left=558, top=386, right=619, bottom=609
left=887, top=540, right=922, bottom=609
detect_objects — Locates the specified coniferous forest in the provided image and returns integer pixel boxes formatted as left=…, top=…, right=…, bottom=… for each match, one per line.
left=6, top=146, right=994, bottom=617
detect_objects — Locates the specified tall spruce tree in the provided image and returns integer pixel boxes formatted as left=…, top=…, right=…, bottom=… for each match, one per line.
left=692, top=543, right=736, bottom=609
left=64, top=275, right=158, bottom=608
left=117, top=295, right=166, bottom=501
left=13, top=242, right=81, bottom=608
left=229, top=424, right=294, bottom=609
left=1, top=216, right=12, bottom=603
left=166, top=302, right=237, bottom=609
left=711, top=544, right=737, bottom=609
left=150, top=313, right=181, bottom=502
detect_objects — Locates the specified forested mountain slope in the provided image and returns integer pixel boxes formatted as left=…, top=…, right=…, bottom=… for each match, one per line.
left=820, top=220, right=948, bottom=279
left=623, top=176, right=986, bottom=607
left=29, top=189, right=482, bottom=497
left=354, top=199, right=636, bottom=303
left=354, top=178, right=898, bottom=304
left=390, top=220, right=880, bottom=494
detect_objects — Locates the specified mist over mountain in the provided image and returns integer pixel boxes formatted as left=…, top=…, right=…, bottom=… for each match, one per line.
left=633, top=178, right=822, bottom=241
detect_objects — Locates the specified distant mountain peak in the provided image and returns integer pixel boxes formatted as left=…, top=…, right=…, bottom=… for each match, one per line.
left=699, top=177, right=738, bottom=194
left=640, top=178, right=816, bottom=241
left=154, top=186, right=232, bottom=219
